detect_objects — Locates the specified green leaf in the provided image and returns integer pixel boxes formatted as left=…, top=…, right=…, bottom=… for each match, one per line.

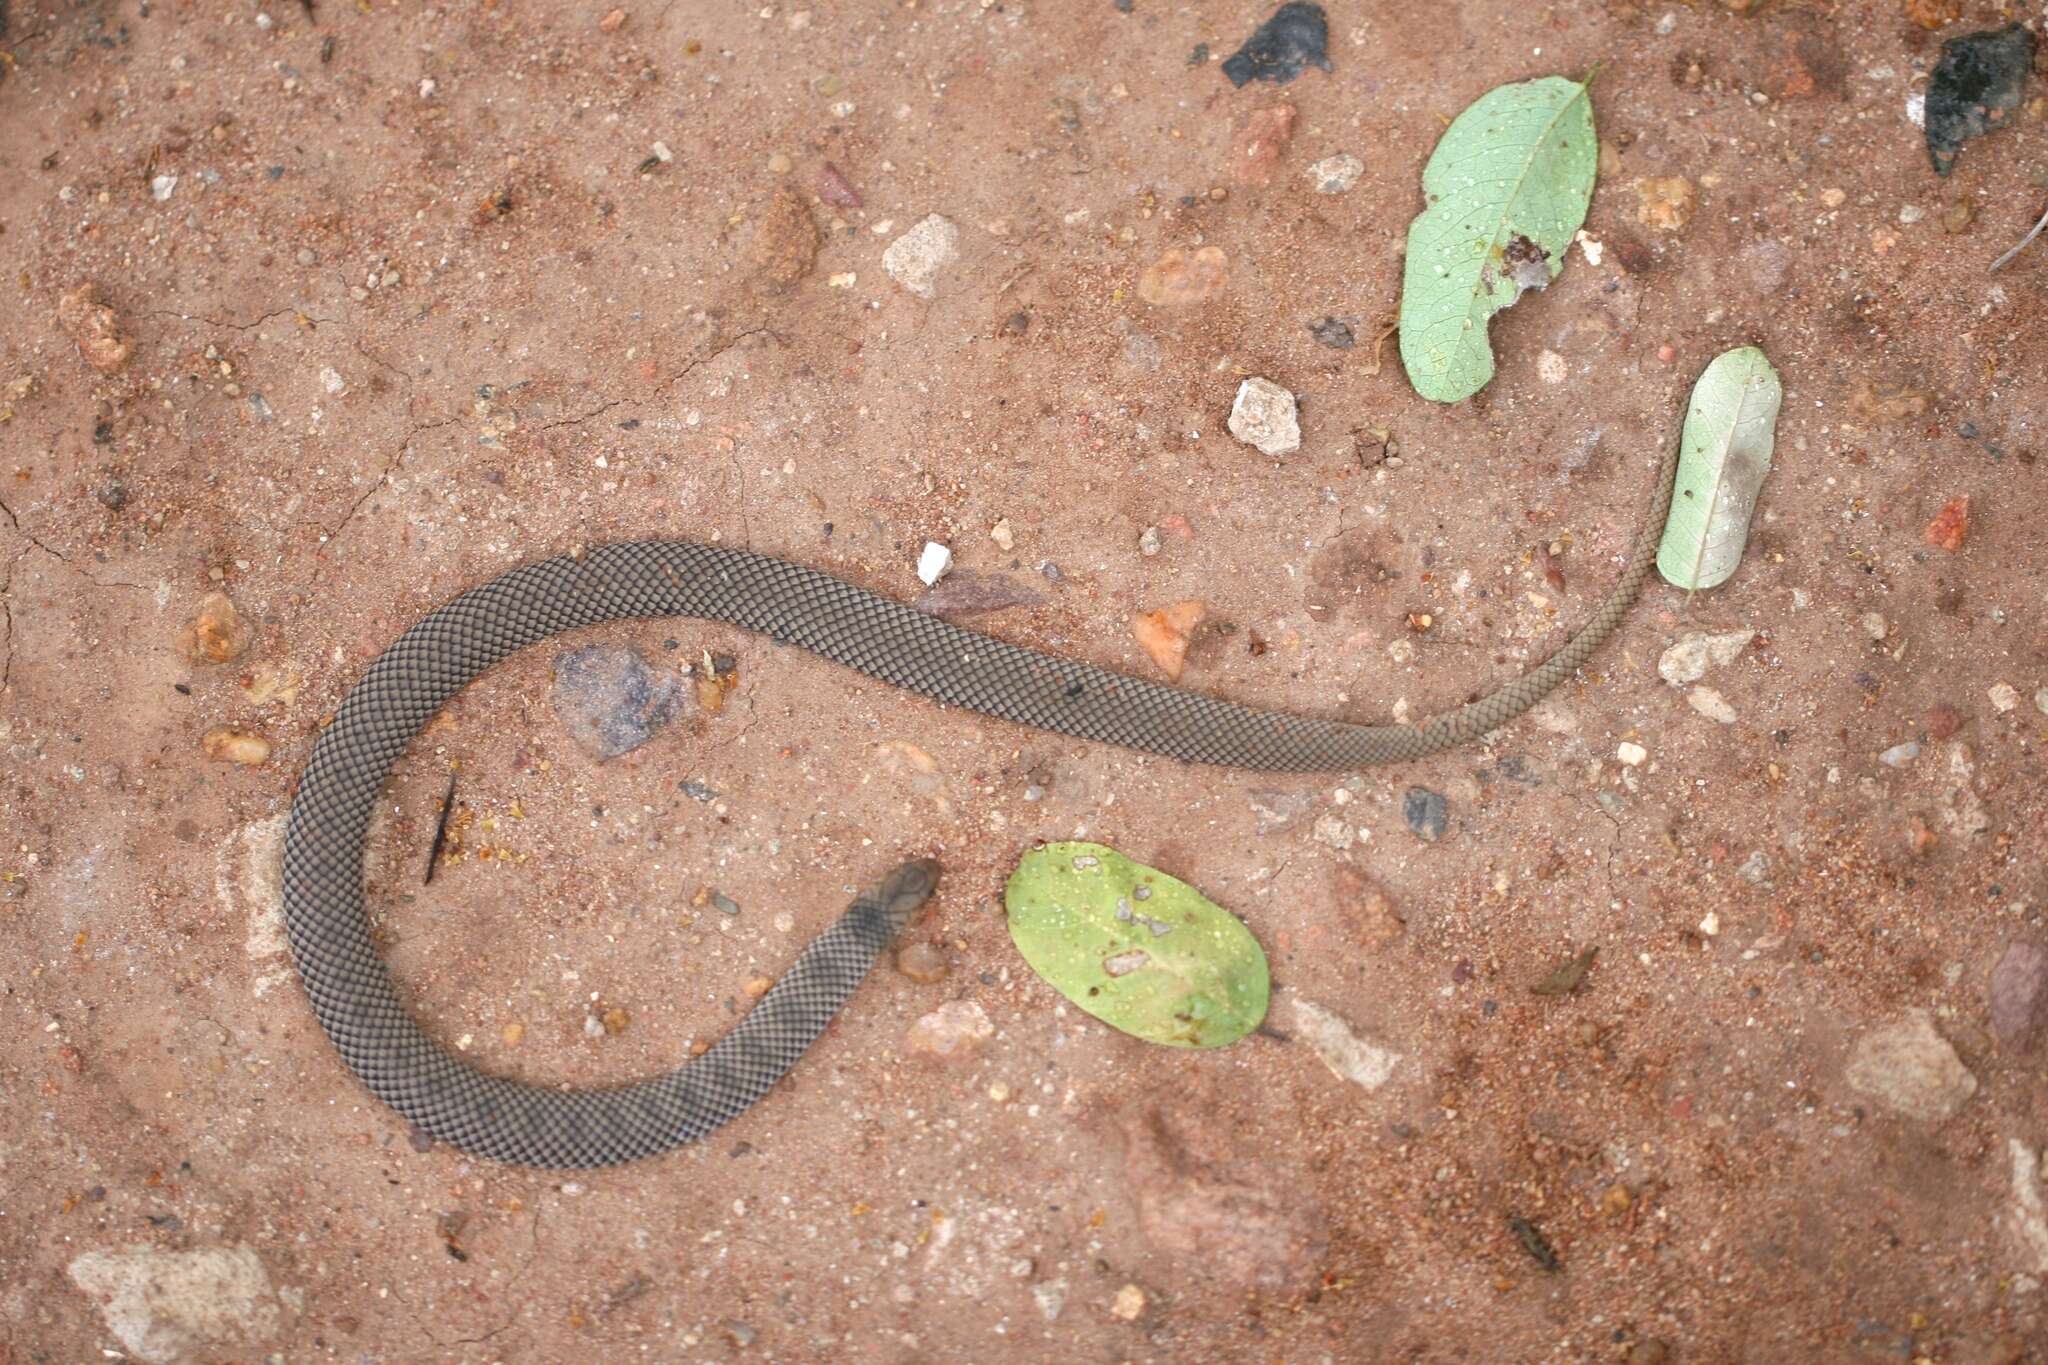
left=1398, top=76, right=1598, bottom=403
left=1004, top=842, right=1268, bottom=1048
left=1655, top=346, right=1783, bottom=592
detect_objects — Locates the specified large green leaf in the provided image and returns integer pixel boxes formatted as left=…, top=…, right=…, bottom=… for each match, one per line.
left=1004, top=842, right=1268, bottom=1048
left=1398, top=76, right=1597, bottom=403
left=1655, top=346, right=1782, bottom=591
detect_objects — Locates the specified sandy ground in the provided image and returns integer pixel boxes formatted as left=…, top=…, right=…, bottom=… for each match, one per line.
left=2, top=0, right=2046, bottom=1360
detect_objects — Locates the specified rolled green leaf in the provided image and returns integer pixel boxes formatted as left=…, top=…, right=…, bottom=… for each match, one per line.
left=1656, top=346, right=1782, bottom=592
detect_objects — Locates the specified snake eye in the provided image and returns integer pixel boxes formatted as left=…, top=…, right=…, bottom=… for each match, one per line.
left=1064, top=680, right=1084, bottom=699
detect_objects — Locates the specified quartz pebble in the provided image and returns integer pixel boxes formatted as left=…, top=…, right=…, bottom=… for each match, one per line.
left=882, top=214, right=961, bottom=299
left=1227, top=377, right=1300, bottom=455
left=916, top=541, right=952, bottom=586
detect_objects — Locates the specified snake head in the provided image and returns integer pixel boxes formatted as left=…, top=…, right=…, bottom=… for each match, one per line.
left=874, top=858, right=941, bottom=931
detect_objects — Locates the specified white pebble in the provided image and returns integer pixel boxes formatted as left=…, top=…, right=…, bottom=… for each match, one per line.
left=1988, top=682, right=2018, bottom=713
left=1616, top=741, right=1647, bottom=767
left=1687, top=686, right=1738, bottom=725
left=916, top=541, right=952, bottom=586
left=883, top=214, right=961, bottom=300
left=1226, top=377, right=1300, bottom=456
left=1307, top=153, right=1364, bottom=195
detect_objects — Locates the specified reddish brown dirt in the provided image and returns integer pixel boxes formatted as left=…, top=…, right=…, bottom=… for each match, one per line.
left=2, top=0, right=2044, bottom=1361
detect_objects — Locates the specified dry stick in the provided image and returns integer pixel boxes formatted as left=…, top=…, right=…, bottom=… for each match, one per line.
left=423, top=771, right=458, bottom=885
left=1989, top=202, right=2048, bottom=273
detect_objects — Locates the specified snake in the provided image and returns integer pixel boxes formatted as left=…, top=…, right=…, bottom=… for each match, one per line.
left=281, top=441, right=1677, bottom=1167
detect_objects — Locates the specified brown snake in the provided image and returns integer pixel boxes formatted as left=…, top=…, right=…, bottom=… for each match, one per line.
left=281, top=439, right=1677, bottom=1166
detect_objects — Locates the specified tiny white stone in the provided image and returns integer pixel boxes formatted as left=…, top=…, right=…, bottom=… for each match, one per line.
left=1905, top=93, right=1925, bottom=128
left=916, top=541, right=952, bottom=586
left=151, top=174, right=178, bottom=202
left=1698, top=911, right=1720, bottom=937
left=318, top=366, right=347, bottom=395
left=989, top=517, right=1015, bottom=551
left=1860, top=611, right=1887, bottom=640
left=1988, top=682, right=2019, bottom=713
left=419, top=77, right=437, bottom=99
left=652, top=140, right=674, bottom=163
left=1616, top=741, right=1648, bottom=767
left=1574, top=229, right=1604, bottom=265
left=1536, top=349, right=1568, bottom=385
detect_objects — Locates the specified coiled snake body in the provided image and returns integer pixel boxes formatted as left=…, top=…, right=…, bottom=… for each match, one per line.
left=282, top=445, right=1676, bottom=1167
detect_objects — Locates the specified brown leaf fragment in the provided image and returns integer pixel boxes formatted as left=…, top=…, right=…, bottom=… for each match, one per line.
left=1531, top=946, right=1598, bottom=996
left=913, top=571, right=1047, bottom=617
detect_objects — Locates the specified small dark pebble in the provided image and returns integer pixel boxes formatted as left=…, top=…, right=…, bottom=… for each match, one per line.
left=173, top=681, right=191, bottom=696
left=1187, top=42, right=1209, bottom=66
left=1308, top=316, right=1354, bottom=349
left=1114, top=0, right=1133, bottom=10
left=408, top=1124, right=434, bottom=1153
left=1507, top=1215, right=1561, bottom=1273
left=1925, top=24, right=2035, bottom=176
left=95, top=479, right=126, bottom=510
left=679, top=778, right=719, bottom=801
left=711, top=891, right=741, bottom=917
left=87, top=1185, right=107, bottom=1201
left=723, top=1321, right=757, bottom=1348
left=1221, top=2, right=1331, bottom=88
left=729, top=1141, right=754, bottom=1158
left=1403, top=786, right=1448, bottom=841
left=552, top=643, right=682, bottom=759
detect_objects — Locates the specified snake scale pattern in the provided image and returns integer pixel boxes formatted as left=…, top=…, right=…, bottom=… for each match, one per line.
left=282, top=440, right=1677, bottom=1167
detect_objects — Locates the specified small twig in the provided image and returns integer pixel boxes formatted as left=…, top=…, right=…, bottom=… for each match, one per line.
left=1362, top=316, right=1399, bottom=377
left=423, top=772, right=458, bottom=885
left=1989, top=201, right=2048, bottom=273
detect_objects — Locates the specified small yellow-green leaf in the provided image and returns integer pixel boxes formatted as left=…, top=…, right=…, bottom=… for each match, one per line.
left=1656, top=346, right=1783, bottom=591
left=1399, top=75, right=1598, bottom=403
left=1004, top=842, right=1268, bottom=1048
